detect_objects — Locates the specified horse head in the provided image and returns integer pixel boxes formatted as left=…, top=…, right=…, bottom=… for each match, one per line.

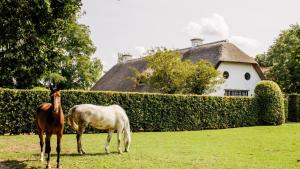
left=50, top=84, right=61, bottom=114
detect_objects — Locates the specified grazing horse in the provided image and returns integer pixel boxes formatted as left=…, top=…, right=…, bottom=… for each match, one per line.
left=36, top=85, right=64, bottom=168
left=67, top=104, right=131, bottom=154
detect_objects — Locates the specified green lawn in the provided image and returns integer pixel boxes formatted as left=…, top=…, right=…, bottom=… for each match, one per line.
left=1, top=124, right=300, bottom=169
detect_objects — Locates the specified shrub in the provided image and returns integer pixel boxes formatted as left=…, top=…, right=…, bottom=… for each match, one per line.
left=288, top=94, right=300, bottom=122
left=0, top=89, right=258, bottom=134
left=254, top=81, right=285, bottom=125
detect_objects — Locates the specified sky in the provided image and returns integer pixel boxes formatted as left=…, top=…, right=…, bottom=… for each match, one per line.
left=78, top=0, right=300, bottom=71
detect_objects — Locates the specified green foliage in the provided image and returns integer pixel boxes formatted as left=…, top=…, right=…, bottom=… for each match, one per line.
left=0, top=89, right=258, bottom=134
left=0, top=0, right=102, bottom=89
left=288, top=94, right=300, bottom=122
left=258, top=24, right=300, bottom=93
left=31, top=87, right=49, bottom=91
left=254, top=81, right=285, bottom=125
left=43, top=72, right=67, bottom=84
left=255, top=53, right=272, bottom=67
left=136, top=49, right=223, bottom=94
left=184, top=60, right=223, bottom=94
left=144, top=49, right=192, bottom=94
left=284, top=97, right=289, bottom=122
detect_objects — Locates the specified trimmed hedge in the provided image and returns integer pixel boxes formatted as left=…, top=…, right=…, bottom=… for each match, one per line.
left=0, top=89, right=258, bottom=134
left=254, top=81, right=285, bottom=125
left=288, top=94, right=300, bottom=122
left=284, top=97, right=289, bottom=122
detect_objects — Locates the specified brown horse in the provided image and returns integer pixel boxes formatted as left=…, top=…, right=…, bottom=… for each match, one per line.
left=36, top=85, right=64, bottom=168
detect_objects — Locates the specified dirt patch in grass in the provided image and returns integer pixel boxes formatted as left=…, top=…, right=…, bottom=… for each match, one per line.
left=0, top=159, right=39, bottom=169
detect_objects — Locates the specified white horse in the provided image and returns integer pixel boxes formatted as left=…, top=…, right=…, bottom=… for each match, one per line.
left=67, top=104, right=131, bottom=154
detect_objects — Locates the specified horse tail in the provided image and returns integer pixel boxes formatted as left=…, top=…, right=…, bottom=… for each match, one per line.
left=123, top=110, right=131, bottom=152
left=67, top=106, right=79, bottom=132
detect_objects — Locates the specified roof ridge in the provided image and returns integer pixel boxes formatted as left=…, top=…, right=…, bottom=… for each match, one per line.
left=199, top=39, right=228, bottom=47
left=119, top=57, right=145, bottom=64
left=179, top=39, right=228, bottom=51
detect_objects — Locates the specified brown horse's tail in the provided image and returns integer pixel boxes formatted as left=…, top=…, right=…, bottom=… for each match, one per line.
left=67, top=106, right=79, bottom=131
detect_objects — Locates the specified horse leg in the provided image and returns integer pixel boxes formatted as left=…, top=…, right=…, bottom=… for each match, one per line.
left=105, top=130, right=113, bottom=154
left=56, top=133, right=62, bottom=168
left=45, top=134, right=52, bottom=169
left=76, top=128, right=86, bottom=155
left=38, top=131, right=44, bottom=161
left=117, top=128, right=123, bottom=154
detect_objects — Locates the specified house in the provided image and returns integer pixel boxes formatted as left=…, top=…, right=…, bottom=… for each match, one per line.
left=91, top=39, right=265, bottom=96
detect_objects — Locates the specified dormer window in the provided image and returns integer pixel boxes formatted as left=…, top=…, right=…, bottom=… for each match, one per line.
left=245, top=72, right=251, bottom=80
left=223, top=71, right=229, bottom=79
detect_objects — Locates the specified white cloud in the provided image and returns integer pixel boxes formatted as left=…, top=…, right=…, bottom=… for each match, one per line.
left=184, top=13, right=229, bottom=38
left=229, top=36, right=261, bottom=49
left=229, top=36, right=261, bottom=56
left=183, top=13, right=261, bottom=56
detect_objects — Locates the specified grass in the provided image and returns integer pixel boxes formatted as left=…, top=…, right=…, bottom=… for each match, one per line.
left=1, top=124, right=300, bottom=169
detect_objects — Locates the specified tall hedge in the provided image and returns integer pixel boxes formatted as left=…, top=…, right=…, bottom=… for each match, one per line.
left=254, top=81, right=285, bottom=125
left=0, top=89, right=258, bottom=134
left=288, top=94, right=300, bottom=122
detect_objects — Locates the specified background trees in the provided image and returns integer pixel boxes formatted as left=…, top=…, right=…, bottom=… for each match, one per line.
left=135, top=49, right=223, bottom=94
left=255, top=24, right=300, bottom=93
left=0, top=0, right=102, bottom=89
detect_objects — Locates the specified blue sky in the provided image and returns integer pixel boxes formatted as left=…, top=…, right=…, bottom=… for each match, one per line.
left=79, top=0, right=300, bottom=71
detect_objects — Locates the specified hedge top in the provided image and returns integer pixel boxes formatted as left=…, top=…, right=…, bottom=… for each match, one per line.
left=254, top=80, right=283, bottom=97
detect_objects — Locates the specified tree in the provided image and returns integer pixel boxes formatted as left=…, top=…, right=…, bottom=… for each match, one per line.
left=134, top=48, right=223, bottom=94
left=144, top=49, right=193, bottom=94
left=255, top=53, right=272, bottom=67
left=184, top=60, right=223, bottom=94
left=0, top=0, right=102, bottom=89
left=257, top=24, right=300, bottom=93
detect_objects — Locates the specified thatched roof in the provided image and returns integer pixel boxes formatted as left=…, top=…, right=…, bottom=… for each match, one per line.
left=91, top=40, right=265, bottom=92
left=91, top=58, right=151, bottom=92
left=181, top=40, right=257, bottom=66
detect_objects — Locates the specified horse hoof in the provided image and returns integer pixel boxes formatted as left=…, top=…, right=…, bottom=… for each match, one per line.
left=79, top=151, right=86, bottom=155
left=46, top=164, right=51, bottom=169
left=40, top=153, right=44, bottom=161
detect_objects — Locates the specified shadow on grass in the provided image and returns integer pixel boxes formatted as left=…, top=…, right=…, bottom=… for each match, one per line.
left=60, top=152, right=120, bottom=157
left=0, top=160, right=40, bottom=169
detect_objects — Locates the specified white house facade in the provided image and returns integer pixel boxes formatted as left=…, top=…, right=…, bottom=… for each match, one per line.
left=210, top=62, right=262, bottom=96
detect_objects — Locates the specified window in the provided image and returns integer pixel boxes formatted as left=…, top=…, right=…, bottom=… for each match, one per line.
left=223, top=71, right=229, bottom=79
left=224, top=90, right=249, bottom=96
left=245, top=72, right=251, bottom=80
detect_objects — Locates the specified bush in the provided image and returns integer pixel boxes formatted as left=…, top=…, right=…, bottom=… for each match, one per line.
left=254, top=81, right=285, bottom=125
left=0, top=89, right=258, bottom=134
left=288, top=94, right=300, bottom=122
